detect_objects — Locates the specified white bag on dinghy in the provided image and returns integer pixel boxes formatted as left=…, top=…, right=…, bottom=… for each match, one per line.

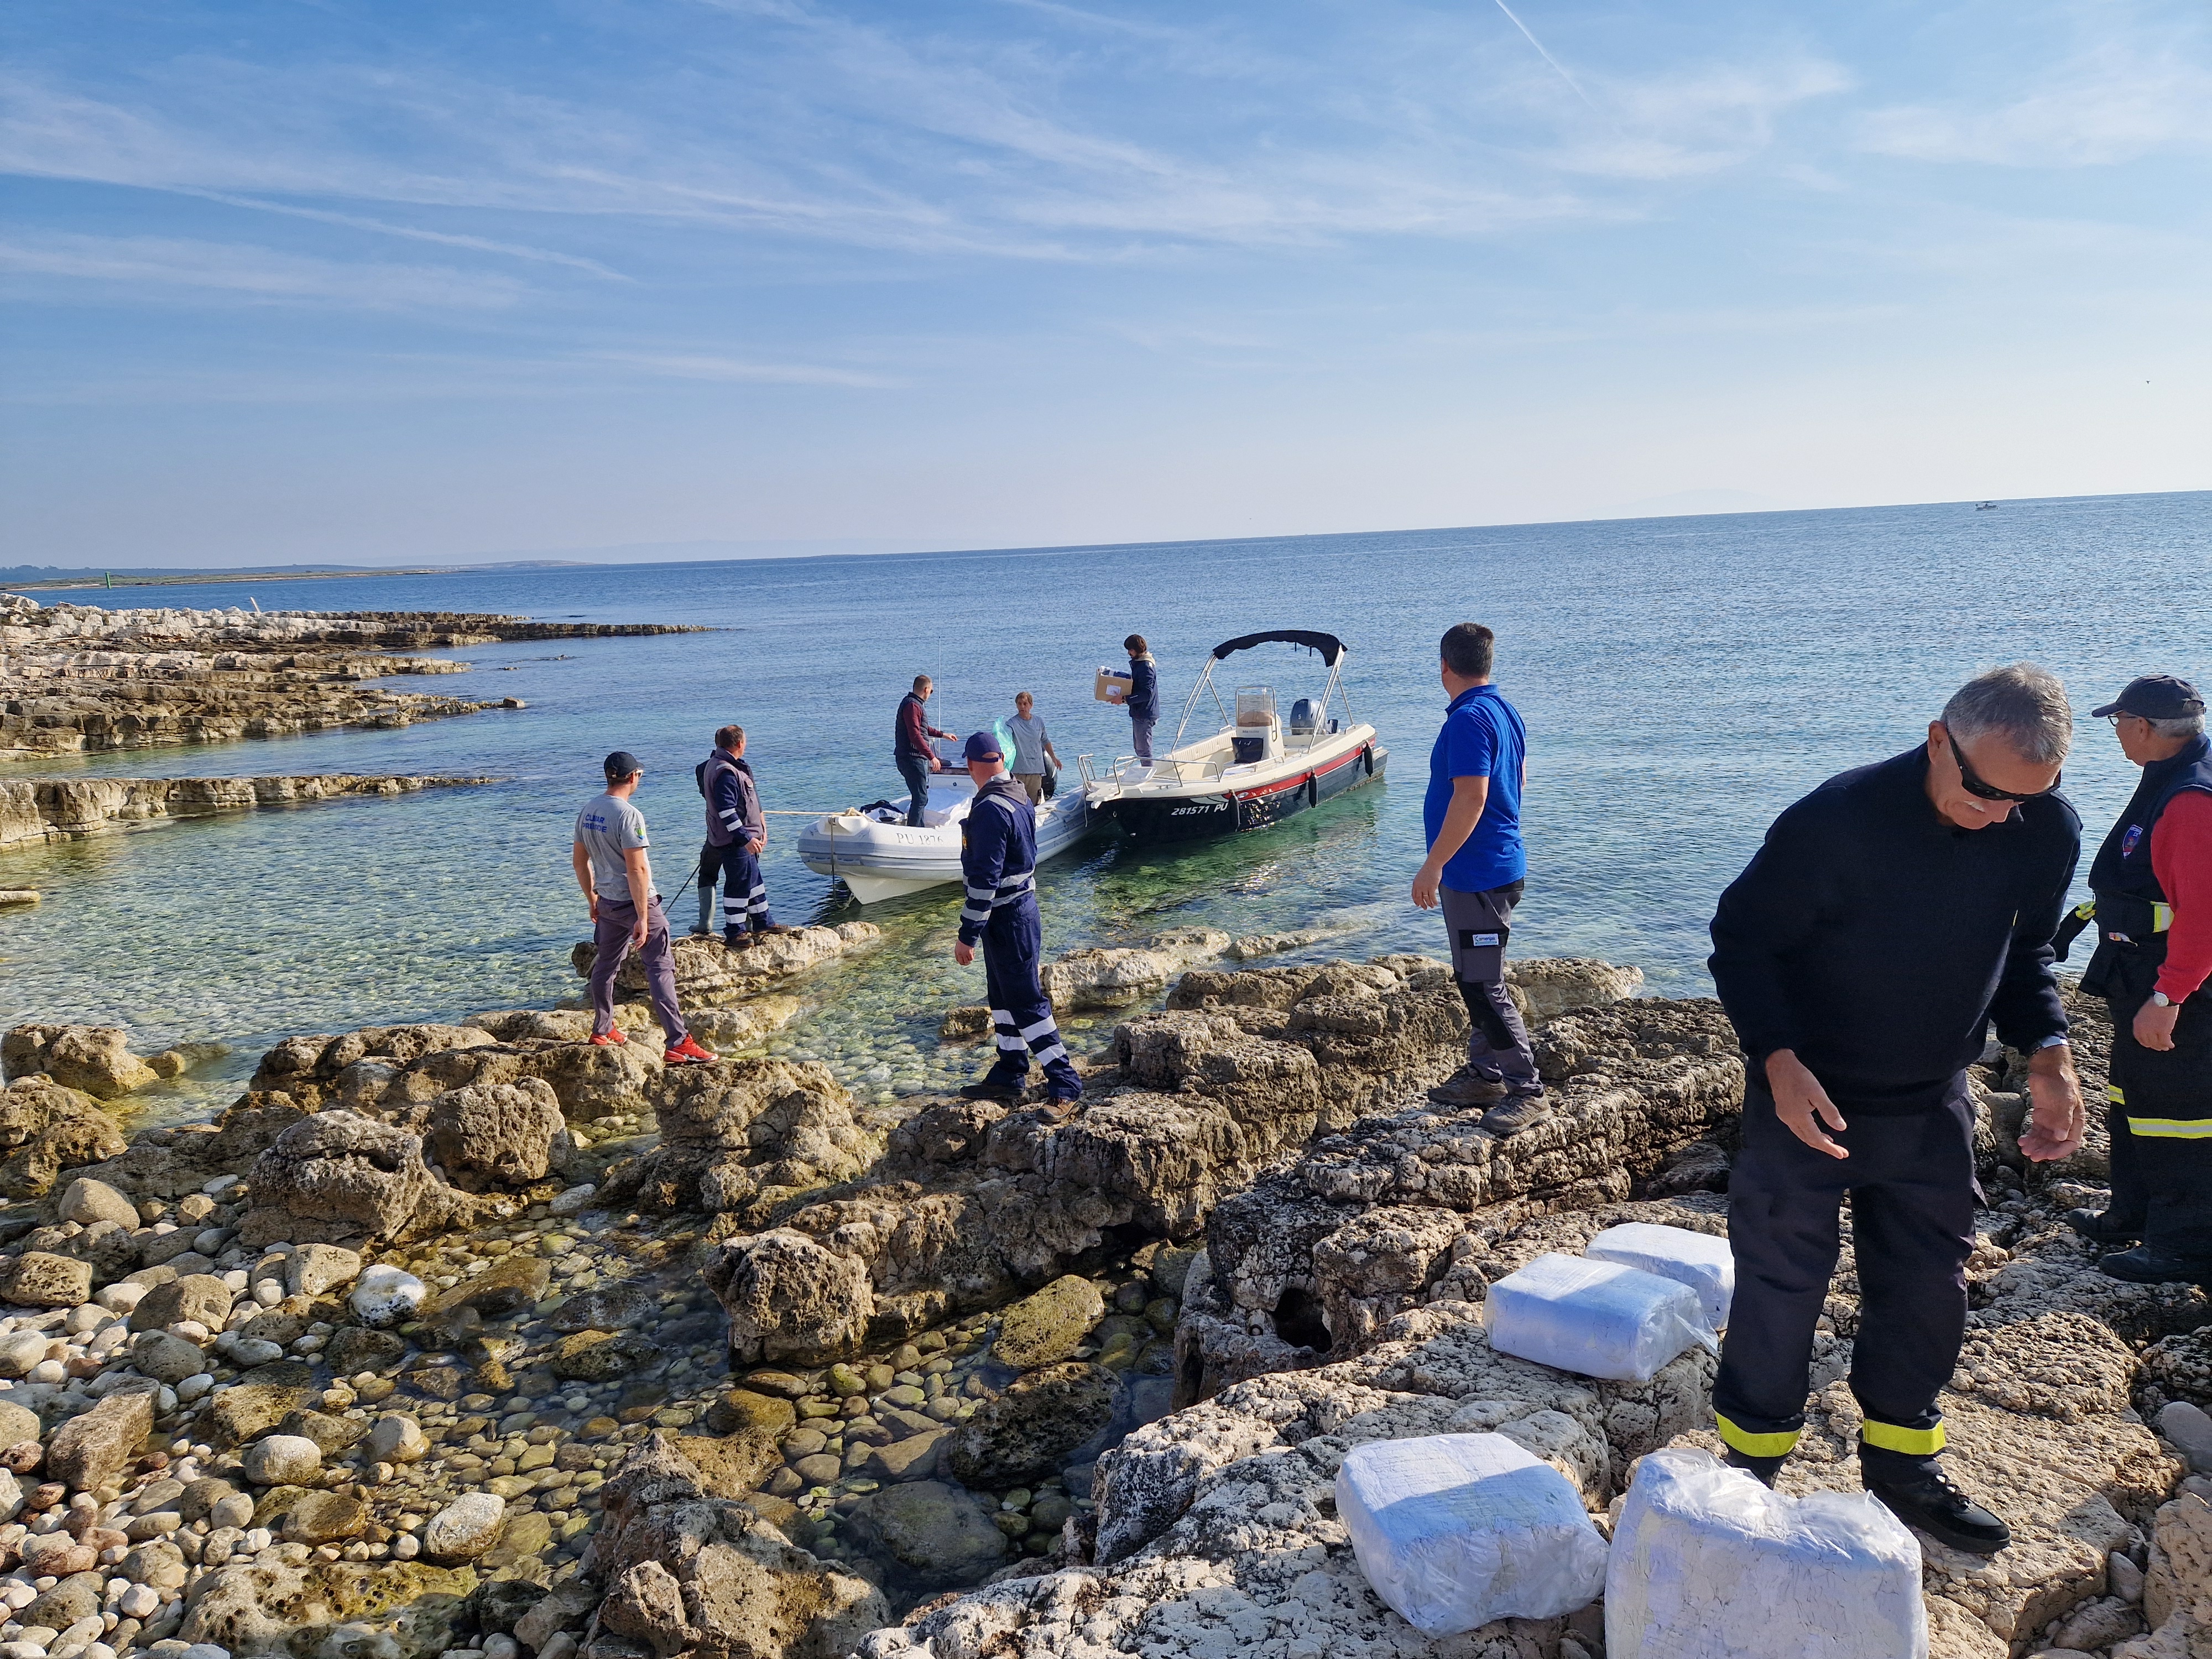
left=1337, top=1433, right=1608, bottom=1636
left=1483, top=1253, right=1713, bottom=1383
left=1585, top=1222, right=1736, bottom=1329
left=1606, top=1448, right=1927, bottom=1659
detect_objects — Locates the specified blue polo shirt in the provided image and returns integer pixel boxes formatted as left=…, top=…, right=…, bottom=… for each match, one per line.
left=1425, top=685, right=1527, bottom=892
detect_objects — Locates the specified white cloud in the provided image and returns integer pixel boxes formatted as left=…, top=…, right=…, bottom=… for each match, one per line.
left=590, top=351, right=899, bottom=388
left=0, top=230, right=524, bottom=309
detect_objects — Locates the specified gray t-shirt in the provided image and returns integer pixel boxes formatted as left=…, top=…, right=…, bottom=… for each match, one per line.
left=575, top=792, right=651, bottom=903
left=1007, top=714, right=1050, bottom=775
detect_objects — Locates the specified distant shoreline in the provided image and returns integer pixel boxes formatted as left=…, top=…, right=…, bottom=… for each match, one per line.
left=3, top=562, right=588, bottom=593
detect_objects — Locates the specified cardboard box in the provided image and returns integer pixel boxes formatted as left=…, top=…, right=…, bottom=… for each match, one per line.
left=1094, top=666, right=1132, bottom=703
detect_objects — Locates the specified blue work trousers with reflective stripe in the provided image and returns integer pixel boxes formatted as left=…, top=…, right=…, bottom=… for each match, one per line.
left=980, top=895, right=1081, bottom=1098
left=2105, top=969, right=2212, bottom=1255
left=1713, top=1076, right=1977, bottom=1477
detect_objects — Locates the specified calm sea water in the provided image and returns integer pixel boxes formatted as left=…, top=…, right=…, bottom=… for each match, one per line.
left=4, top=493, right=2207, bottom=1120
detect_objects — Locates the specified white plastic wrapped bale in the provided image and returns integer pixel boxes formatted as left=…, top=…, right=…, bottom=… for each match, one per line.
left=1337, top=1433, right=1609, bottom=1637
left=1607, top=1448, right=1927, bottom=1659
left=1483, top=1253, right=1712, bottom=1383
left=1585, top=1222, right=1735, bottom=1329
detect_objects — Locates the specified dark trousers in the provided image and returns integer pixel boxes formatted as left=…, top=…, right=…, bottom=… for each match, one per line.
left=898, top=754, right=934, bottom=827
left=699, top=840, right=770, bottom=933
left=1713, top=1077, right=1977, bottom=1475
left=588, top=895, right=687, bottom=1044
left=1439, top=880, right=1538, bottom=1093
left=2105, top=971, right=2212, bottom=1255
left=980, top=898, right=1081, bottom=1098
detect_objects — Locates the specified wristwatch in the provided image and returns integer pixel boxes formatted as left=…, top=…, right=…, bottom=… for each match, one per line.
left=2151, top=992, right=2173, bottom=1008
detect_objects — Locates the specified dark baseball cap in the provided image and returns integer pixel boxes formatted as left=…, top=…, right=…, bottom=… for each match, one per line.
left=2091, top=674, right=2205, bottom=720
left=963, top=731, right=1003, bottom=763
left=603, top=750, right=644, bottom=780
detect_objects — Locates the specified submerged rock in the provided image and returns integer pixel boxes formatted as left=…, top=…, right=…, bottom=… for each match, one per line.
left=1, top=1022, right=159, bottom=1098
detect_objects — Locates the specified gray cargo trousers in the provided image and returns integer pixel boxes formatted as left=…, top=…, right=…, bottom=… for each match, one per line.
left=1440, top=881, right=1540, bottom=1095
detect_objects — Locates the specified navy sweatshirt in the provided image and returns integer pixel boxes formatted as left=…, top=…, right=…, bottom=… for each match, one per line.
left=1708, top=745, right=2079, bottom=1113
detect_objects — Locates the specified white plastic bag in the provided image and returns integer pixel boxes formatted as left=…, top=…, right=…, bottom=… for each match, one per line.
left=1484, top=1253, right=1713, bottom=1382
left=1607, top=1448, right=1927, bottom=1659
left=1338, top=1433, right=1608, bottom=1636
left=1586, top=1222, right=1735, bottom=1330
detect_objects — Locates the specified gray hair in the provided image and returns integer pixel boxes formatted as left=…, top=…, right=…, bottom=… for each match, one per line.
left=2148, top=713, right=2206, bottom=740
left=1943, top=664, right=2072, bottom=766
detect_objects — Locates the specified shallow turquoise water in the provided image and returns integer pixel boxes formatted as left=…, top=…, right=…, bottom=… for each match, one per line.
left=4, top=492, right=2206, bottom=1116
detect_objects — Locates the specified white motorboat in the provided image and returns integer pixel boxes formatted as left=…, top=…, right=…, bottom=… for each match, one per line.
left=796, top=763, right=1093, bottom=904
left=1083, top=629, right=1386, bottom=842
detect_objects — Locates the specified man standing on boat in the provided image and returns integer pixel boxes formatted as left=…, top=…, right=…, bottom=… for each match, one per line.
left=1705, top=665, right=2083, bottom=1555
left=952, top=730, right=1083, bottom=1114
left=573, top=750, right=717, bottom=1066
left=1412, top=622, right=1546, bottom=1134
left=895, top=675, right=958, bottom=828
left=1118, top=635, right=1160, bottom=769
left=2062, top=674, right=2212, bottom=1283
left=697, top=724, right=787, bottom=950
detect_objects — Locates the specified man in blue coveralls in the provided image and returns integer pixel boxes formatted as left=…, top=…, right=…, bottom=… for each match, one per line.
left=697, top=725, right=786, bottom=948
left=1411, top=622, right=1546, bottom=1135
left=952, top=730, right=1084, bottom=1114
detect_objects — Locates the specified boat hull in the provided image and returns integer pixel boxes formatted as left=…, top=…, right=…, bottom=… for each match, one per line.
left=797, top=790, right=1093, bottom=902
left=1097, top=739, right=1385, bottom=843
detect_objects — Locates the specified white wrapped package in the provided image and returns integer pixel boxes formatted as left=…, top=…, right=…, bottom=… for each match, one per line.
left=1608, top=1448, right=1927, bottom=1659
left=1483, top=1253, right=1712, bottom=1382
left=1585, top=1222, right=1735, bottom=1330
left=1338, top=1433, right=1608, bottom=1636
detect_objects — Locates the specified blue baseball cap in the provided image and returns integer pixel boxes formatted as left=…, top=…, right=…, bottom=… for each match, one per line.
left=963, top=731, right=1003, bottom=763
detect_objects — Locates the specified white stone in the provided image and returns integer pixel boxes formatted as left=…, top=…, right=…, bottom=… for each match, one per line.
left=200, top=1177, right=238, bottom=1197
left=248, top=1284, right=281, bottom=1310
left=391, top=1534, right=419, bottom=1560
left=546, top=1187, right=595, bottom=1218
left=92, top=1286, right=145, bottom=1317
left=115, top=1589, right=156, bottom=1621
left=2158, top=1400, right=2212, bottom=1473
left=482, top=1637, right=518, bottom=1659
left=240, top=1436, right=321, bottom=1487
left=174, top=1375, right=214, bottom=1404
left=180, top=1646, right=231, bottom=1659
left=423, top=1494, right=505, bottom=1562
left=56, top=1181, right=139, bottom=1232
left=208, top=1495, right=254, bottom=1531
left=283, top=1246, right=362, bottom=1300
left=0, top=1338, right=47, bottom=1381
left=212, top=1335, right=283, bottom=1369
left=367, top=1416, right=427, bottom=1464
left=349, top=1267, right=424, bottom=1329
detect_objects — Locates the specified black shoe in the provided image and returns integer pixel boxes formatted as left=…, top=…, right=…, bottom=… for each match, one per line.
left=2099, top=1244, right=2212, bottom=1285
left=1721, top=1448, right=1783, bottom=1488
left=1864, top=1464, right=2010, bottom=1555
left=959, top=1075, right=1027, bottom=1104
left=2067, top=1208, right=2142, bottom=1246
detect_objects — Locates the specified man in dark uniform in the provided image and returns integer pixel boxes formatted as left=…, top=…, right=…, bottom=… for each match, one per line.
left=1707, top=664, right=2085, bottom=1555
left=2062, top=675, right=2212, bottom=1282
left=697, top=725, right=785, bottom=948
left=951, top=731, right=1083, bottom=1113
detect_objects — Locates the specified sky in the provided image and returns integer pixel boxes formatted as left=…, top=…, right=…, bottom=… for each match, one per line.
left=2, top=0, right=2209, bottom=567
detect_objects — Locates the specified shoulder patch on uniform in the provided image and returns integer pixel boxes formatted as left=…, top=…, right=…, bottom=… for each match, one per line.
left=2122, top=824, right=2144, bottom=857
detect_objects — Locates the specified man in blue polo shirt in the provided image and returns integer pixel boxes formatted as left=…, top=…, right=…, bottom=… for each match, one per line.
left=1412, top=622, right=1543, bottom=1133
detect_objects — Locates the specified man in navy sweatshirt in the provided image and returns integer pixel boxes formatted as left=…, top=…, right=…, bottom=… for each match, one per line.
left=697, top=725, right=784, bottom=948
left=1707, top=664, right=2085, bottom=1556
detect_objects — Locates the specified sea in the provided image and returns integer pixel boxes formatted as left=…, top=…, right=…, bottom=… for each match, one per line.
left=4, top=492, right=2208, bottom=1123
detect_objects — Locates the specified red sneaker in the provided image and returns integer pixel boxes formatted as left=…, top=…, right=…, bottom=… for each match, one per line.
left=664, top=1035, right=717, bottom=1065
left=589, top=1030, right=627, bottom=1047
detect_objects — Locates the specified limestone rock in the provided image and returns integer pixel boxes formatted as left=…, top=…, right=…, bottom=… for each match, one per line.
left=46, top=1389, right=154, bottom=1493
left=178, top=1558, right=478, bottom=1658
left=424, top=1493, right=508, bottom=1563
left=424, top=1254, right=549, bottom=1321
left=852, top=1480, right=1009, bottom=1588
left=285, top=1243, right=364, bottom=1298
left=243, top=1110, right=470, bottom=1247
left=131, top=1272, right=235, bottom=1333
left=0, top=1075, right=127, bottom=1198
left=1, top=1023, right=158, bottom=1099
left=992, top=1275, right=1105, bottom=1371
left=703, top=1229, right=874, bottom=1368
left=573, top=921, right=880, bottom=1004
left=426, top=1079, right=567, bottom=1192
left=243, top=1434, right=322, bottom=1486
left=5, top=1248, right=92, bottom=1307
left=945, top=1363, right=1118, bottom=1486
left=56, top=1175, right=142, bottom=1228
left=1041, top=930, right=1233, bottom=1011
left=1501, top=957, right=1646, bottom=1024
left=604, top=1055, right=877, bottom=1218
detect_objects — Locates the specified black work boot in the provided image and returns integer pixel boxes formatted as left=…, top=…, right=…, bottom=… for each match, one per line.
left=1429, top=1067, right=1510, bottom=1107
left=959, top=1072, right=1027, bottom=1105
left=1863, top=1459, right=2010, bottom=1555
left=2099, top=1244, right=2212, bottom=1285
left=1721, top=1448, right=1785, bottom=1488
left=2066, top=1208, right=2142, bottom=1246
left=1479, top=1091, right=1553, bottom=1138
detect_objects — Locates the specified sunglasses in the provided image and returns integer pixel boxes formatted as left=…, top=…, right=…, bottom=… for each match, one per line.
left=1939, top=722, right=2061, bottom=804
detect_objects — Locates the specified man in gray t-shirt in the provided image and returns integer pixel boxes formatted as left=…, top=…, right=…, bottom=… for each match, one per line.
left=1006, top=692, right=1062, bottom=805
left=571, top=750, right=716, bottom=1065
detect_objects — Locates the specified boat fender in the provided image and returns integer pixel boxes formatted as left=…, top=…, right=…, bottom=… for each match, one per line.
left=1361, top=745, right=1374, bottom=776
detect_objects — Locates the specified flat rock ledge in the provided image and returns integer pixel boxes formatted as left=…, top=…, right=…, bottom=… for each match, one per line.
left=0, top=775, right=497, bottom=848
left=0, top=592, right=699, bottom=758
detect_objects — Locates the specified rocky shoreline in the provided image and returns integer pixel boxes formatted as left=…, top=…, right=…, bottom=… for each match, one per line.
left=0, top=927, right=2206, bottom=1659
left=0, top=778, right=499, bottom=851
left=0, top=595, right=700, bottom=758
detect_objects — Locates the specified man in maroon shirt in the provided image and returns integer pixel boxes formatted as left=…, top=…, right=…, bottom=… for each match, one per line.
left=894, top=675, right=957, bottom=828
left=2064, top=674, right=2212, bottom=1281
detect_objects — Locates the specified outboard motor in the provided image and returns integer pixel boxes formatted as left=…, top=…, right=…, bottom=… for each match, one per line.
left=1288, top=698, right=1318, bottom=735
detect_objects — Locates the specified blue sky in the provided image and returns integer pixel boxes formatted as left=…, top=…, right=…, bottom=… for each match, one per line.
left=2, top=0, right=2208, bottom=566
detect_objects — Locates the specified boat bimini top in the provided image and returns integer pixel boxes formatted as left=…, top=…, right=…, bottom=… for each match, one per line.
left=1171, top=629, right=1354, bottom=756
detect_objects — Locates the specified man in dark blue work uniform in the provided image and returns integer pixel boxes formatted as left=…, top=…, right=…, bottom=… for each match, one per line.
left=1411, top=622, right=1544, bottom=1134
left=697, top=725, right=785, bottom=948
left=1707, top=664, right=2086, bottom=1556
left=952, top=730, right=1083, bottom=1113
